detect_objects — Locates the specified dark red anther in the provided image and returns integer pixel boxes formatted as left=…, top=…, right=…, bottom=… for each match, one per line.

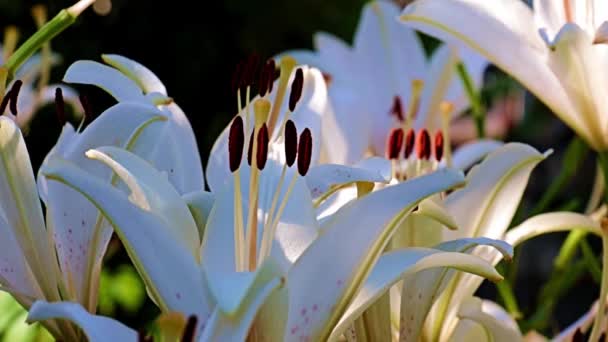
left=416, top=129, right=431, bottom=160
left=138, top=330, right=152, bottom=342
left=231, top=60, right=243, bottom=94
left=599, top=333, right=605, bottom=342
left=0, top=89, right=11, bottom=115
left=256, top=123, right=269, bottom=170
left=79, top=94, right=94, bottom=122
left=434, top=131, right=444, bottom=162
left=181, top=315, right=198, bottom=342
left=572, top=329, right=583, bottom=342
left=8, top=80, right=22, bottom=115
left=267, top=59, right=276, bottom=93
left=258, top=62, right=269, bottom=97
left=390, top=96, right=404, bottom=122
left=247, top=129, right=254, bottom=166
left=404, top=129, right=415, bottom=159
left=322, top=72, right=332, bottom=84
left=297, top=128, right=312, bottom=176
left=284, top=120, right=298, bottom=167
left=55, top=88, right=66, bottom=126
left=228, top=116, right=245, bottom=172
left=386, top=128, right=404, bottom=160
left=289, top=68, right=304, bottom=112
left=244, top=53, right=260, bottom=89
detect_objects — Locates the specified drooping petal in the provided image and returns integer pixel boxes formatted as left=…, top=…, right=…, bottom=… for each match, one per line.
left=305, top=157, right=391, bottom=200
left=27, top=301, right=137, bottom=342
left=400, top=0, right=588, bottom=147
left=63, top=60, right=145, bottom=102
left=39, top=103, right=167, bottom=306
left=285, top=168, right=465, bottom=341
left=457, top=297, right=523, bottom=342
left=41, top=158, right=213, bottom=319
left=444, top=143, right=548, bottom=241
left=451, top=139, right=503, bottom=171
left=101, top=54, right=167, bottom=95
left=0, top=117, right=58, bottom=300
left=400, top=237, right=513, bottom=341
left=183, top=190, right=214, bottom=239
left=328, top=247, right=503, bottom=341
left=85, top=146, right=200, bottom=255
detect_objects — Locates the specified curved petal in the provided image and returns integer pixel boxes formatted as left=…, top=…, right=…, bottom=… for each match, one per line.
left=457, top=297, right=523, bottom=342
left=27, top=301, right=137, bottom=342
left=101, top=54, right=167, bottom=95
left=85, top=146, right=200, bottom=255
left=183, top=190, right=214, bottom=239
left=451, top=139, right=503, bottom=171
left=329, top=247, right=502, bottom=341
left=63, top=60, right=145, bottom=102
left=285, top=168, right=465, bottom=341
left=400, top=237, right=513, bottom=341
left=0, top=117, right=58, bottom=299
left=41, top=158, right=213, bottom=319
left=506, top=212, right=602, bottom=247
left=400, top=0, right=587, bottom=147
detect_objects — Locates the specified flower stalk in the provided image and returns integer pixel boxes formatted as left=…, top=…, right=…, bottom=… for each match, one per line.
left=456, top=62, right=485, bottom=138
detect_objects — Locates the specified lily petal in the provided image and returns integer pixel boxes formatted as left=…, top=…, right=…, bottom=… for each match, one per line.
left=400, top=0, right=588, bottom=147
left=328, top=247, right=503, bottom=341
left=457, top=297, right=523, bottom=342
left=506, top=212, right=602, bottom=247
left=451, top=139, right=503, bottom=171
left=285, top=168, right=465, bottom=341
left=183, top=190, right=214, bottom=239
left=0, top=117, right=58, bottom=300
left=27, top=301, right=137, bottom=342
left=101, top=54, right=167, bottom=95
left=41, top=158, right=212, bottom=318
left=63, top=60, right=145, bottom=102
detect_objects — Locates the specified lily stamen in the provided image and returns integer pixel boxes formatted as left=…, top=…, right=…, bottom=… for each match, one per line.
left=180, top=315, right=198, bottom=342
left=2, top=26, right=19, bottom=63
left=405, top=79, right=424, bottom=129
left=440, top=101, right=454, bottom=168
left=228, top=116, right=246, bottom=270
left=267, top=56, right=296, bottom=135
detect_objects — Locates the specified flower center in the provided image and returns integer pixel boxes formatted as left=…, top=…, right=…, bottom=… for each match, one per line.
left=228, top=57, right=312, bottom=271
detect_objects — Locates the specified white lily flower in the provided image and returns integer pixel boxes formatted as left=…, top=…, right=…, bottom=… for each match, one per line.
left=0, top=56, right=205, bottom=340
left=400, top=0, right=608, bottom=151
left=28, top=113, right=520, bottom=340
left=282, top=0, right=488, bottom=164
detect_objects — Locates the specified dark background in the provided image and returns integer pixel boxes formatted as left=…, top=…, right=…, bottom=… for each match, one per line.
left=0, top=0, right=600, bottom=337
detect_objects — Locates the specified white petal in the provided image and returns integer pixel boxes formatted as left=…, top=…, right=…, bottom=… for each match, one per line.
left=101, top=54, right=167, bottom=95
left=451, top=139, right=503, bottom=171
left=63, top=60, right=145, bottom=102
left=457, top=297, right=523, bottom=342
left=329, top=247, right=502, bottom=341
left=285, top=168, right=465, bottom=341
left=27, top=301, right=137, bottom=342
left=183, top=190, right=214, bottom=238
left=41, top=158, right=213, bottom=318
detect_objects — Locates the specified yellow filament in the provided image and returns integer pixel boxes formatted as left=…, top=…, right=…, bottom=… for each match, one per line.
left=233, top=171, right=245, bottom=271
left=440, top=101, right=454, bottom=168
left=0, top=67, right=8, bottom=101
left=261, top=173, right=298, bottom=261
left=258, top=165, right=287, bottom=266
left=245, top=86, right=251, bottom=145
left=2, top=26, right=19, bottom=63
left=564, top=0, right=573, bottom=23
left=267, top=56, right=296, bottom=134
left=32, top=5, right=51, bottom=92
left=405, top=79, right=424, bottom=129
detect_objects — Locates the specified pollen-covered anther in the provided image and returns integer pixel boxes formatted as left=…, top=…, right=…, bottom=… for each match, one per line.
left=297, top=128, right=312, bottom=176
left=289, top=68, right=304, bottom=112
left=390, top=96, right=404, bottom=122
left=55, top=88, right=66, bottom=126
left=181, top=315, right=198, bottom=342
left=8, top=80, right=22, bottom=115
left=572, top=329, right=583, bottom=342
left=0, top=90, right=11, bottom=115
left=434, top=131, right=444, bottom=162
left=256, top=123, right=269, bottom=170
left=284, top=119, right=298, bottom=166
left=386, top=128, right=404, bottom=160
left=228, top=116, right=245, bottom=172
left=416, top=129, right=431, bottom=160
left=404, top=128, right=415, bottom=159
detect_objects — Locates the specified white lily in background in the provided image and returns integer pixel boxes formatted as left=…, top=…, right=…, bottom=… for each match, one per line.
left=401, top=0, right=608, bottom=151
left=282, top=0, right=488, bottom=164
left=28, top=114, right=519, bottom=341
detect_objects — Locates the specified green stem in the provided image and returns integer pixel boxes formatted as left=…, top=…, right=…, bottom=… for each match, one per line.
left=597, top=151, right=608, bottom=204
left=4, top=0, right=94, bottom=80
left=456, top=62, right=484, bottom=138
left=495, top=263, right=521, bottom=318
left=580, top=238, right=603, bottom=284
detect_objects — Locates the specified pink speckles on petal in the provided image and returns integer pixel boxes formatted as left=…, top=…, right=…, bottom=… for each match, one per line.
left=312, top=304, right=318, bottom=312
left=336, top=279, right=343, bottom=287
left=176, top=292, right=181, bottom=300
left=290, top=325, right=299, bottom=335
left=300, top=308, right=307, bottom=316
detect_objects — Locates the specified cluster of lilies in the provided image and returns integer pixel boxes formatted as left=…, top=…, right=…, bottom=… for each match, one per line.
left=1, top=0, right=608, bottom=341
